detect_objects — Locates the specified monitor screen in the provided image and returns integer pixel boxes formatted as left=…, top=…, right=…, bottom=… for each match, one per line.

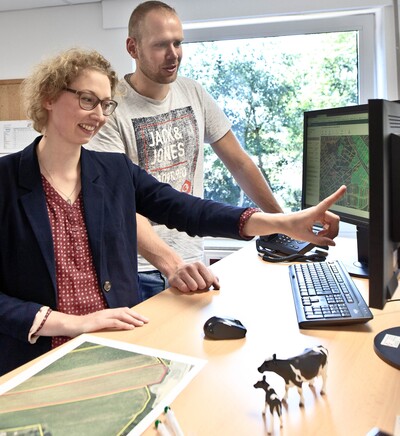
left=302, top=104, right=369, bottom=276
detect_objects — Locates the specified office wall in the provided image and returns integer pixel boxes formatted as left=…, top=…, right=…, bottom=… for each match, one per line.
left=0, top=3, right=129, bottom=80
left=0, top=0, right=397, bottom=98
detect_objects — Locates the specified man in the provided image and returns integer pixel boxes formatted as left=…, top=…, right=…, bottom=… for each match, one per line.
left=88, top=1, right=283, bottom=300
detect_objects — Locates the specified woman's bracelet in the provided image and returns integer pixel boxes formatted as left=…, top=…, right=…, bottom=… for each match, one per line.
left=32, top=307, right=52, bottom=336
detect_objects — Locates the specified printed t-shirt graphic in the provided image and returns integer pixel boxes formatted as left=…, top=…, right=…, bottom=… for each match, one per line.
left=133, top=107, right=199, bottom=194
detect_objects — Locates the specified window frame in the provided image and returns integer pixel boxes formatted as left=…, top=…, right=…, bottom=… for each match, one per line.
left=182, top=12, right=378, bottom=103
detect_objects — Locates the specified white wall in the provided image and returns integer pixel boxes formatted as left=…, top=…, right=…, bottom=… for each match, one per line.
left=0, top=3, right=130, bottom=79
left=0, top=0, right=398, bottom=98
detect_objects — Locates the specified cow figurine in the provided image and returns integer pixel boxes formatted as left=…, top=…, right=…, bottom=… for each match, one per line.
left=254, top=375, right=283, bottom=434
left=257, top=345, right=328, bottom=407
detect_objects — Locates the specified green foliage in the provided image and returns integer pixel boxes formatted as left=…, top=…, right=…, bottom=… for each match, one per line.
left=180, top=32, right=358, bottom=211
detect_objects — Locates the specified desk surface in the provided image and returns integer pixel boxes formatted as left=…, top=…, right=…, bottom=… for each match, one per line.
left=1, top=238, right=399, bottom=436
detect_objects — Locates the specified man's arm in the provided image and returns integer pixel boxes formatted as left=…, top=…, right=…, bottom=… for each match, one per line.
left=136, top=214, right=219, bottom=292
left=211, top=130, right=283, bottom=213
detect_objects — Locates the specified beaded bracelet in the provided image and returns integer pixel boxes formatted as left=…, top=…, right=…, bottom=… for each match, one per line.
left=32, top=307, right=52, bottom=336
left=239, top=207, right=262, bottom=239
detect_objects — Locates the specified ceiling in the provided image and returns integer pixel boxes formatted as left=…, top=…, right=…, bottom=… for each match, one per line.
left=0, top=0, right=101, bottom=13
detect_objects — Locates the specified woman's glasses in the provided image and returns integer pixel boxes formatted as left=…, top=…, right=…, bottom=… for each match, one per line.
left=64, top=88, right=118, bottom=116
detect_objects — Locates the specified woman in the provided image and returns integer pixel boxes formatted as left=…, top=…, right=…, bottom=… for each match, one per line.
left=0, top=48, right=345, bottom=375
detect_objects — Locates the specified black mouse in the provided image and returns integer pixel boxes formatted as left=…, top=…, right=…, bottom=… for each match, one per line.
left=203, top=316, right=247, bottom=340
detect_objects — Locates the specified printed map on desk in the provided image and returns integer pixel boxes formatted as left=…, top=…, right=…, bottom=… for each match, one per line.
left=0, top=334, right=206, bottom=435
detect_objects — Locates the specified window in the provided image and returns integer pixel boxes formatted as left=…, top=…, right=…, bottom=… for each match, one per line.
left=180, top=12, right=376, bottom=211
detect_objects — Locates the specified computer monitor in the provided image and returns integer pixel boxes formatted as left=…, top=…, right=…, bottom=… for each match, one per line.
left=302, top=100, right=400, bottom=311
left=369, top=99, right=400, bottom=369
left=368, top=99, right=400, bottom=310
left=302, top=104, right=370, bottom=277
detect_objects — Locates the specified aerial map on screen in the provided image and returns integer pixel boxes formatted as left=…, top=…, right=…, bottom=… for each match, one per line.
left=319, top=134, right=369, bottom=212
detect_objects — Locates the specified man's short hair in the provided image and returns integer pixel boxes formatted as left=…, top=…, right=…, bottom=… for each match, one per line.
left=128, top=1, right=177, bottom=40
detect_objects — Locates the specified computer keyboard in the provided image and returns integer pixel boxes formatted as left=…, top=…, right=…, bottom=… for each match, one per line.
left=288, top=260, right=373, bottom=328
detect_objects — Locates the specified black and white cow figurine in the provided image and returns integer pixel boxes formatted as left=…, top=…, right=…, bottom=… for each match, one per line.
left=254, top=375, right=283, bottom=434
left=257, top=345, right=328, bottom=407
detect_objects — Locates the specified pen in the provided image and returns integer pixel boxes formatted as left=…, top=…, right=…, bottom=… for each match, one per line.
left=164, top=406, right=184, bottom=436
left=155, top=419, right=172, bottom=436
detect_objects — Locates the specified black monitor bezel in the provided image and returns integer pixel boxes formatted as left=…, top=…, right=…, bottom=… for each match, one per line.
left=368, top=99, right=400, bottom=309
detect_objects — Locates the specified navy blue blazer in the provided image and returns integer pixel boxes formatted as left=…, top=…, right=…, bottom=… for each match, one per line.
left=0, top=137, right=246, bottom=375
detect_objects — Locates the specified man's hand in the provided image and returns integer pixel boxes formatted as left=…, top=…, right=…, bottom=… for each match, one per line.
left=167, top=261, right=220, bottom=293
left=136, top=214, right=219, bottom=293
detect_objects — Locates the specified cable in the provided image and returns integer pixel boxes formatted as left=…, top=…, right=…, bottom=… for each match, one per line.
left=257, top=250, right=328, bottom=263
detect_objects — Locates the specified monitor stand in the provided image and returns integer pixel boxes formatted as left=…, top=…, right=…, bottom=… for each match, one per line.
left=373, top=326, right=400, bottom=369
left=343, top=225, right=369, bottom=278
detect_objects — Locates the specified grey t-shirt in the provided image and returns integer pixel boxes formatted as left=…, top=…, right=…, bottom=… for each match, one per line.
left=87, top=75, right=231, bottom=271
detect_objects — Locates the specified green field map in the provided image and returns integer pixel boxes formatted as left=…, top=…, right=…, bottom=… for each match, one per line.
left=0, top=335, right=205, bottom=436
left=319, top=135, right=369, bottom=212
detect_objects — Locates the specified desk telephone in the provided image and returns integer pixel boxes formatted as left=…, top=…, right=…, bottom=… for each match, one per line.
left=256, top=233, right=314, bottom=255
left=256, top=233, right=328, bottom=263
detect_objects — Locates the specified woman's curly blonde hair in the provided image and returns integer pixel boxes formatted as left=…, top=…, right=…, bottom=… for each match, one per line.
left=22, top=48, right=118, bottom=133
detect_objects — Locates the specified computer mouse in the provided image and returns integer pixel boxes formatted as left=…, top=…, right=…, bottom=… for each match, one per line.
left=203, top=316, right=247, bottom=340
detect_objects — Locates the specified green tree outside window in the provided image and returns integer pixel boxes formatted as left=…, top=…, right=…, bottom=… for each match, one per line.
left=181, top=32, right=358, bottom=211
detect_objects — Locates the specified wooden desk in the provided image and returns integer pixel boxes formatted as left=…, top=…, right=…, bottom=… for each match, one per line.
left=1, top=239, right=399, bottom=435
